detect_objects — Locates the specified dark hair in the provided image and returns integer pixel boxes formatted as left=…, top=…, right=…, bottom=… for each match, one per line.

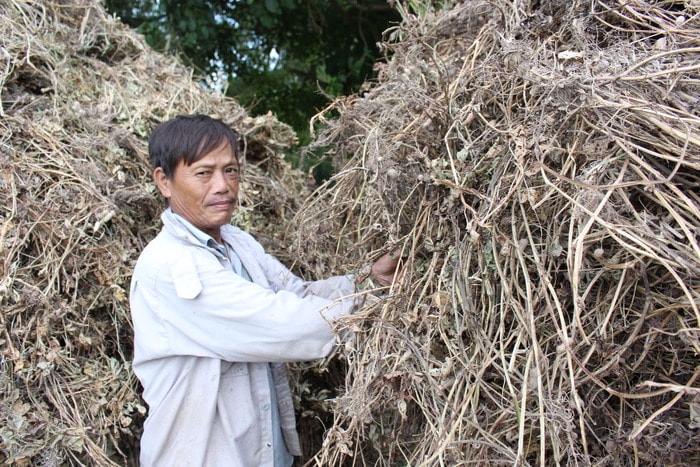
left=148, top=114, right=239, bottom=178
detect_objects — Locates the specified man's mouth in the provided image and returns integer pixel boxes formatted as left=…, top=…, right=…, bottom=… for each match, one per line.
left=209, top=199, right=236, bottom=208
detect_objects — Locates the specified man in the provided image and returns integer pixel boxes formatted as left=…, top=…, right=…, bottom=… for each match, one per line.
left=130, top=114, right=399, bottom=466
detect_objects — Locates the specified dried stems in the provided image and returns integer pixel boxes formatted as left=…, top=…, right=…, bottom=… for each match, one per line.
left=290, top=0, right=700, bottom=465
left=1, top=0, right=301, bottom=464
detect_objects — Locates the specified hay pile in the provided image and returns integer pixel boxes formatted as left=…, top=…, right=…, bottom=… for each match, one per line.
left=289, top=0, right=700, bottom=464
left=0, top=0, right=302, bottom=464
left=2, top=0, right=699, bottom=465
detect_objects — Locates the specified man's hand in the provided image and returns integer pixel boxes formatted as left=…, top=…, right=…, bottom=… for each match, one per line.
left=370, top=250, right=402, bottom=287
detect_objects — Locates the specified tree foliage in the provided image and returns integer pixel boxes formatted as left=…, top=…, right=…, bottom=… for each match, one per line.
left=105, top=0, right=399, bottom=148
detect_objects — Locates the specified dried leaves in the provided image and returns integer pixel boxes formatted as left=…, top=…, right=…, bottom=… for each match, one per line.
left=0, top=0, right=300, bottom=464
left=290, top=0, right=700, bottom=464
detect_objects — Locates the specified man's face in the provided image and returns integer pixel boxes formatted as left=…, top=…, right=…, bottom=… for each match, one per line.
left=154, top=142, right=239, bottom=242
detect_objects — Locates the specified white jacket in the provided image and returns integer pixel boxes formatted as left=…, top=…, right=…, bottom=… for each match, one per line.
left=130, top=209, right=355, bottom=466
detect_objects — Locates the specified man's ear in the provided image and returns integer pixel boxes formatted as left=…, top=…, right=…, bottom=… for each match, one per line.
left=153, top=167, right=172, bottom=199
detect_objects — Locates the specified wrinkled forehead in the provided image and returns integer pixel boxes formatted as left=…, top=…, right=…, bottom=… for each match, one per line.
left=189, top=139, right=239, bottom=166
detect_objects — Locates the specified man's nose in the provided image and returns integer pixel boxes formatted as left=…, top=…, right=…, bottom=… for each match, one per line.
left=211, top=170, right=230, bottom=193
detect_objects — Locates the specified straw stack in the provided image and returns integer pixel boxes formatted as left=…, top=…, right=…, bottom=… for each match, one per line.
left=288, top=0, right=700, bottom=464
left=0, top=0, right=301, bottom=464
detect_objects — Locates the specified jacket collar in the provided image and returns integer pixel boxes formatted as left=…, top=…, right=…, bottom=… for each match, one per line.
left=161, top=208, right=242, bottom=247
left=161, top=209, right=264, bottom=282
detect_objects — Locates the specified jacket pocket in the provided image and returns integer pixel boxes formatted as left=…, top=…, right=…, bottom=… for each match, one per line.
left=169, top=250, right=202, bottom=299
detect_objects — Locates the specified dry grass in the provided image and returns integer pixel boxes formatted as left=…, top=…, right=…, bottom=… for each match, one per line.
left=0, top=0, right=302, bottom=464
left=2, top=0, right=699, bottom=465
left=288, top=0, right=700, bottom=465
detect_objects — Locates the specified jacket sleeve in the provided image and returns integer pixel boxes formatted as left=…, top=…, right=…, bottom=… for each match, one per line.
left=259, top=252, right=355, bottom=300
left=130, top=240, right=355, bottom=364
left=234, top=228, right=356, bottom=301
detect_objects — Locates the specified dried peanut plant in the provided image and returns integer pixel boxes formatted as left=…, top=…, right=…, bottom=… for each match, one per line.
left=0, top=0, right=301, bottom=464
left=287, top=0, right=700, bottom=465
left=2, top=0, right=699, bottom=465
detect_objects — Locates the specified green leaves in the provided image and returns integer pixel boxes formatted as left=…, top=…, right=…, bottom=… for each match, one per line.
left=105, top=0, right=399, bottom=147
left=263, top=0, right=280, bottom=15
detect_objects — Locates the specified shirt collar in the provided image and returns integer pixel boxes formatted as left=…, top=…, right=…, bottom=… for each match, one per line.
left=165, top=208, right=225, bottom=252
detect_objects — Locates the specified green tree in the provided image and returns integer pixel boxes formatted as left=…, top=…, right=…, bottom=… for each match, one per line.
left=105, top=0, right=399, bottom=153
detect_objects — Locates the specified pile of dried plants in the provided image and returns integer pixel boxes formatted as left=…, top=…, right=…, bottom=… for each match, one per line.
left=0, top=0, right=303, bottom=464
left=2, top=0, right=699, bottom=465
left=288, top=0, right=700, bottom=465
